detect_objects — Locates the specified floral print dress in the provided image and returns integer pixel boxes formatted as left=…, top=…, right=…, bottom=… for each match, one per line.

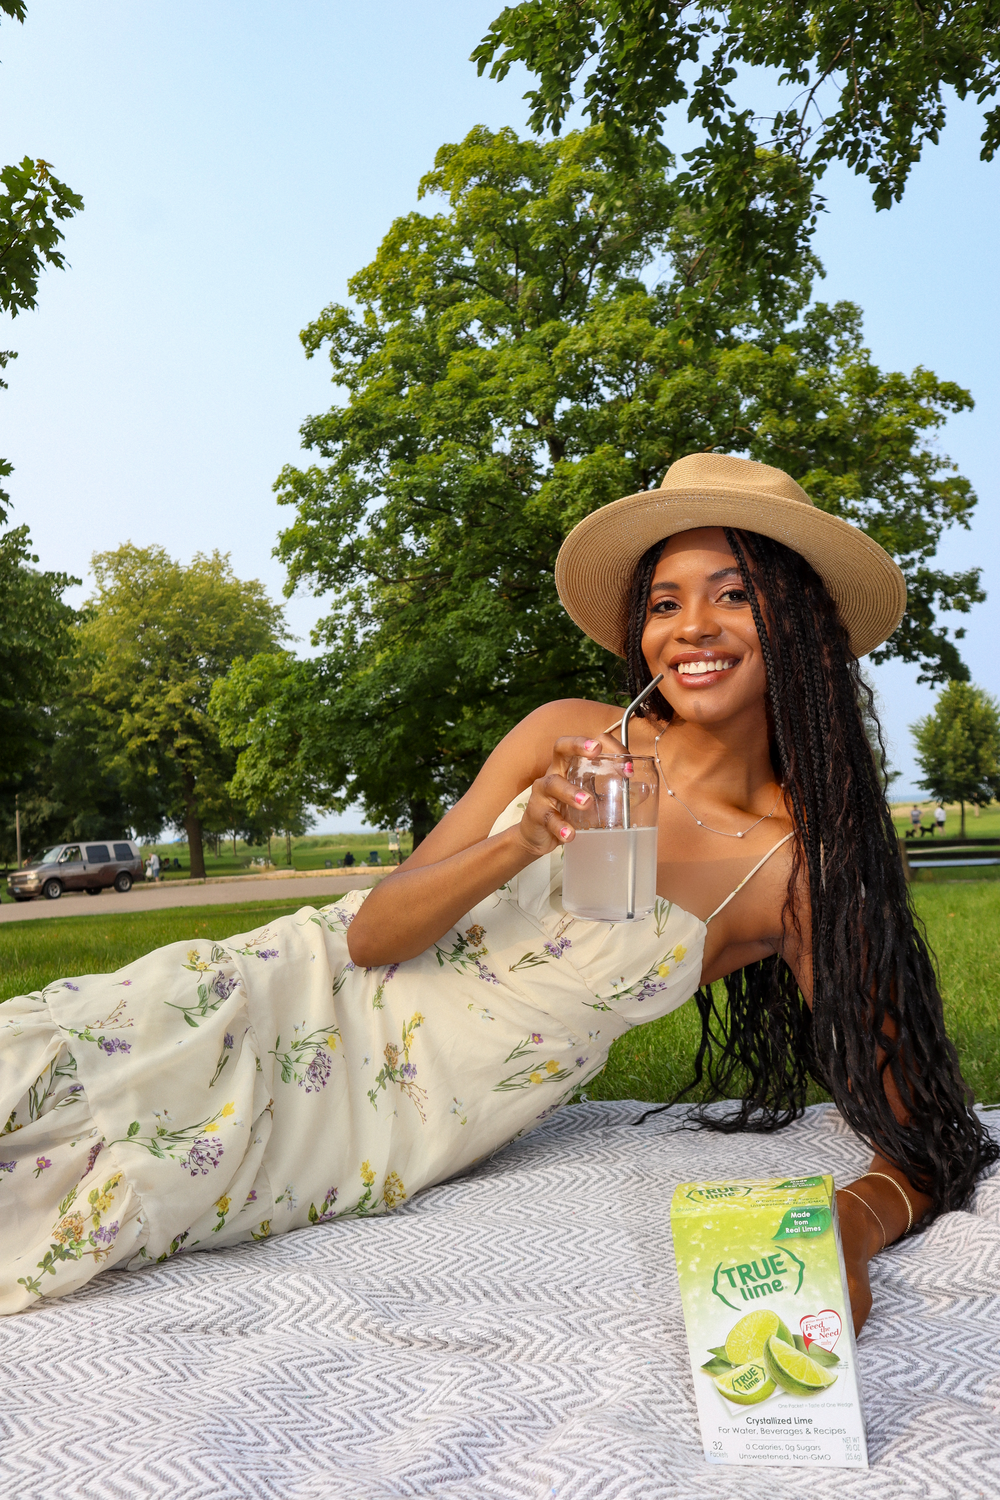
left=0, top=795, right=705, bottom=1314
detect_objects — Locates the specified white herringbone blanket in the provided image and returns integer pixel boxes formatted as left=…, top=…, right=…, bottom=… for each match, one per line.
left=2, top=1100, right=998, bottom=1499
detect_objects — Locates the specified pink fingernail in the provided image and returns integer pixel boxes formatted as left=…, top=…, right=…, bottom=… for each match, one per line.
left=560, top=826, right=571, bottom=839
left=574, top=792, right=589, bottom=806
left=583, top=740, right=598, bottom=752
left=624, top=761, right=634, bottom=774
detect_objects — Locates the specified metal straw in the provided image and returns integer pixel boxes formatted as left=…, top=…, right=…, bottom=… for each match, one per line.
left=616, top=674, right=663, bottom=918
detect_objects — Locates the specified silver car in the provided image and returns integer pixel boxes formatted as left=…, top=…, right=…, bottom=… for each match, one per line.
left=7, top=840, right=144, bottom=902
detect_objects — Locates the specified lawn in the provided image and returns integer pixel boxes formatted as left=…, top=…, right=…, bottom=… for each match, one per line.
left=2, top=882, right=998, bottom=1105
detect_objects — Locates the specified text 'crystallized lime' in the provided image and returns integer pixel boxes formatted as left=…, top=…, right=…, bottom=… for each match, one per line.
left=671, top=1174, right=868, bottom=1469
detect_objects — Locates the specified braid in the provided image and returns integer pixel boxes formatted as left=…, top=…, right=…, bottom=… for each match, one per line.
left=632, top=526, right=998, bottom=1216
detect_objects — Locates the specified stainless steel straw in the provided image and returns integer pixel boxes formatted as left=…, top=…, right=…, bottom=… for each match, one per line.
left=617, top=674, right=663, bottom=918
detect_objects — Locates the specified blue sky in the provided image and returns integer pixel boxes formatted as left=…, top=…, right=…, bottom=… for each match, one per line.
left=2, top=1, right=997, bottom=825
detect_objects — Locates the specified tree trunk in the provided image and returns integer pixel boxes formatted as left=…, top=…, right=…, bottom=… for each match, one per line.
left=267, top=830, right=272, bottom=865
left=285, top=829, right=292, bottom=866
left=232, top=832, right=237, bottom=855
left=183, top=778, right=206, bottom=879
left=960, top=801, right=966, bottom=839
left=409, top=798, right=435, bottom=850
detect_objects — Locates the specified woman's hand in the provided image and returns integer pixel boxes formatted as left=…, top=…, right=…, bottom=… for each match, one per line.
left=515, top=733, right=626, bottom=858
left=836, top=1190, right=879, bottom=1335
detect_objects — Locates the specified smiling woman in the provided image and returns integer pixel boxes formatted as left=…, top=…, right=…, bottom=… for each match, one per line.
left=1, top=453, right=995, bottom=1329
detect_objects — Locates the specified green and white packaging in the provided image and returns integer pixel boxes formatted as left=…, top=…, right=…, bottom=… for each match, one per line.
left=670, top=1175, right=868, bottom=1468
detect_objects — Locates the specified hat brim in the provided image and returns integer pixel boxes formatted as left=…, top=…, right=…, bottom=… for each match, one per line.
left=554, top=485, right=907, bottom=659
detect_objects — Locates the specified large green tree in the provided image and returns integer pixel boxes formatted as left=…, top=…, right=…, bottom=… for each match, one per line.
left=474, top=2, right=1000, bottom=223
left=912, top=682, right=1000, bottom=838
left=230, top=125, right=979, bottom=842
left=80, top=546, right=286, bottom=878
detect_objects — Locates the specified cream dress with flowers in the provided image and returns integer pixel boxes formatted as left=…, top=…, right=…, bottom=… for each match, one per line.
left=0, top=795, right=705, bottom=1314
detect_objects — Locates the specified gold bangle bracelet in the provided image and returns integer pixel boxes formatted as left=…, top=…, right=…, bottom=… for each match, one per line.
left=860, top=1171, right=915, bottom=1235
left=839, top=1188, right=886, bottom=1252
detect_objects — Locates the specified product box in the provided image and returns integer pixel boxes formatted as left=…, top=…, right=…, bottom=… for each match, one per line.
left=670, top=1175, right=868, bottom=1468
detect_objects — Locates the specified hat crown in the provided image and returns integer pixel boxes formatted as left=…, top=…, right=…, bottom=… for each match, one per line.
left=661, top=452, right=814, bottom=509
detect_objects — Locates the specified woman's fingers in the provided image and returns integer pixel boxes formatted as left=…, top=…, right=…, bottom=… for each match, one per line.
left=551, top=732, right=627, bottom=766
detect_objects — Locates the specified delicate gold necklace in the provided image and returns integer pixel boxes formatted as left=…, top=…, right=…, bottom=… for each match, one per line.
left=653, top=733, right=784, bottom=840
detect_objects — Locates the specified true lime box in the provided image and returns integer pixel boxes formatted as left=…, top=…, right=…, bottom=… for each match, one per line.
left=671, top=1175, right=868, bottom=1468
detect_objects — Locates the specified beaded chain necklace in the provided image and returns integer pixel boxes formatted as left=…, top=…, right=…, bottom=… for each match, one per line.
left=652, top=732, right=784, bottom=840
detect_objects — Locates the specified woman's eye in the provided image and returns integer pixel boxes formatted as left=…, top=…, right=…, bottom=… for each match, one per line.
left=649, top=598, right=679, bottom=613
left=720, top=589, right=748, bottom=603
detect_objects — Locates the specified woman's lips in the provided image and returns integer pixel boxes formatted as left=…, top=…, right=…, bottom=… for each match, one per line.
left=670, top=656, right=739, bottom=687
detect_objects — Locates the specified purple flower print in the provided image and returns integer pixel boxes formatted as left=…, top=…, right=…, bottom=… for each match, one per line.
left=244, top=1188, right=258, bottom=1206
left=531, top=1032, right=544, bottom=1044
left=223, top=1033, right=234, bottom=1049
left=212, top=973, right=239, bottom=1001
left=98, top=1036, right=132, bottom=1055
left=93, top=1220, right=119, bottom=1246
left=256, top=949, right=279, bottom=961
left=399, top=1062, right=418, bottom=1081
left=64, top=982, right=79, bottom=992
left=85, top=1140, right=105, bottom=1175
left=299, top=1048, right=332, bottom=1094
left=33, top=1156, right=52, bottom=1177
left=575, top=1056, right=587, bottom=1068
left=544, top=937, right=572, bottom=960
left=474, top=960, right=500, bottom=986
left=0, top=1161, right=15, bottom=1174
left=180, top=1136, right=225, bottom=1176
left=383, top=963, right=399, bottom=983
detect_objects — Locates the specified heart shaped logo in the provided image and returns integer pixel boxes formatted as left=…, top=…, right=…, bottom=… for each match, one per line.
left=800, top=1310, right=842, bottom=1351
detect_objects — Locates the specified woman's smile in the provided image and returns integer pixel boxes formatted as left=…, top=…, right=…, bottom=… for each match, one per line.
left=671, top=650, right=741, bottom=686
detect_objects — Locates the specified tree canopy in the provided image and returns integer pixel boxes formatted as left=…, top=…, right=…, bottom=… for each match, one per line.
left=225, top=125, right=981, bottom=841
left=79, top=546, right=286, bottom=878
left=912, top=682, right=1000, bottom=838
left=474, top=2, right=1000, bottom=216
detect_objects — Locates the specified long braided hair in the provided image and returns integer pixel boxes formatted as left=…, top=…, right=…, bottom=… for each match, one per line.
left=624, top=527, right=998, bottom=1216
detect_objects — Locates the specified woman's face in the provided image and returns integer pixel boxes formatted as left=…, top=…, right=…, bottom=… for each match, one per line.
left=641, top=527, right=769, bottom=725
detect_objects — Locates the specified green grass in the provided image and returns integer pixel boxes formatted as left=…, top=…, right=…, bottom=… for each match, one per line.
left=3, top=883, right=998, bottom=1105
left=138, top=829, right=413, bottom=881
left=0, top=899, right=325, bottom=999
left=588, top=880, right=1000, bottom=1108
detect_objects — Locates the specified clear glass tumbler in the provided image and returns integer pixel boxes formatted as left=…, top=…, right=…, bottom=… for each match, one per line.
left=561, top=754, right=660, bottom=922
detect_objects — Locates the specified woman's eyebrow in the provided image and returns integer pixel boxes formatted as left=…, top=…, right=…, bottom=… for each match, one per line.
left=649, top=565, right=741, bottom=595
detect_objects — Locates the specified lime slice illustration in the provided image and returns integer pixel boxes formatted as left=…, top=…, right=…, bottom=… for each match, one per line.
left=724, top=1309, right=793, bottom=1365
left=713, top=1360, right=776, bottom=1405
left=764, top=1336, right=838, bottom=1395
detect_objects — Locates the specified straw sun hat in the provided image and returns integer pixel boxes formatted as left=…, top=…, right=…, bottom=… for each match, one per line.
left=554, top=452, right=907, bottom=659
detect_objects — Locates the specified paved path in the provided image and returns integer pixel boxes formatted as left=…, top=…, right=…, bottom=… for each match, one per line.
left=0, top=871, right=390, bottom=924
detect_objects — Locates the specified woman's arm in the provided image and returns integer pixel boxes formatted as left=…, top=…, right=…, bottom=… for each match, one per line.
left=777, top=913, right=931, bottom=1334
left=346, top=701, right=620, bottom=967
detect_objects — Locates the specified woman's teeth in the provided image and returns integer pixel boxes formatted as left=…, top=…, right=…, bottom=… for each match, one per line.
left=676, top=658, right=737, bottom=675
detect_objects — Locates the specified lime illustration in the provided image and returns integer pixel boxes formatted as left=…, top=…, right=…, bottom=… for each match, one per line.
left=712, top=1361, right=776, bottom=1405
left=764, top=1336, right=838, bottom=1396
left=724, top=1309, right=793, bottom=1365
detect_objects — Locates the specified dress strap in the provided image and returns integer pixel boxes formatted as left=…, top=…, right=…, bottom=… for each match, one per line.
left=705, top=832, right=795, bottom=924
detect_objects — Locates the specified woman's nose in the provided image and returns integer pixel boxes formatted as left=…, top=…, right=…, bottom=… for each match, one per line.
left=674, top=597, right=723, bottom=642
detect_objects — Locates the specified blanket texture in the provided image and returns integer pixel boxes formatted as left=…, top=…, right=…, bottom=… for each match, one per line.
left=1, top=1100, right=998, bottom=1499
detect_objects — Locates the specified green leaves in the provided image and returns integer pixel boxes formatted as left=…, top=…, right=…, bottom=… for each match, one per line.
left=247, top=123, right=980, bottom=836
left=474, top=2, right=1000, bottom=221
left=912, top=683, right=1000, bottom=835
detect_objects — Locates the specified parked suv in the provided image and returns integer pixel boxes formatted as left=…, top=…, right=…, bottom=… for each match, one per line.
left=6, top=840, right=144, bottom=902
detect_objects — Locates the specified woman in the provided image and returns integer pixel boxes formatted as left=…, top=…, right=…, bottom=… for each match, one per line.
left=2, top=453, right=994, bottom=1320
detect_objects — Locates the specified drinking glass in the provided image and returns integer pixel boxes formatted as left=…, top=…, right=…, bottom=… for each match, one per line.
left=561, top=754, right=660, bottom=922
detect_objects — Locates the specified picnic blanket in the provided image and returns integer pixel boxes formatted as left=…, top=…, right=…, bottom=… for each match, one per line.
left=1, top=1099, right=998, bottom=1499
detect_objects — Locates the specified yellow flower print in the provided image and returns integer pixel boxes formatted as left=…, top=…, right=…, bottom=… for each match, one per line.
left=410, top=1011, right=424, bottom=1028
left=382, top=1171, right=406, bottom=1209
left=204, top=1121, right=219, bottom=1133
left=53, top=1212, right=85, bottom=1246
left=529, top=1071, right=543, bottom=1085
left=216, top=1195, right=231, bottom=1214
left=672, top=943, right=688, bottom=963
left=544, top=1060, right=559, bottom=1075
left=360, top=1160, right=376, bottom=1187
left=656, top=962, right=671, bottom=978
left=220, top=1102, right=235, bottom=1119
left=326, top=1033, right=339, bottom=1049
left=185, top=949, right=212, bottom=972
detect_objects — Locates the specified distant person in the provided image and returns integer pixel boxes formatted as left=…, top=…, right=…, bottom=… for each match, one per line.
left=935, top=805, right=946, bottom=834
left=342, top=850, right=355, bottom=868
left=909, top=804, right=922, bottom=835
left=149, top=852, right=161, bottom=882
